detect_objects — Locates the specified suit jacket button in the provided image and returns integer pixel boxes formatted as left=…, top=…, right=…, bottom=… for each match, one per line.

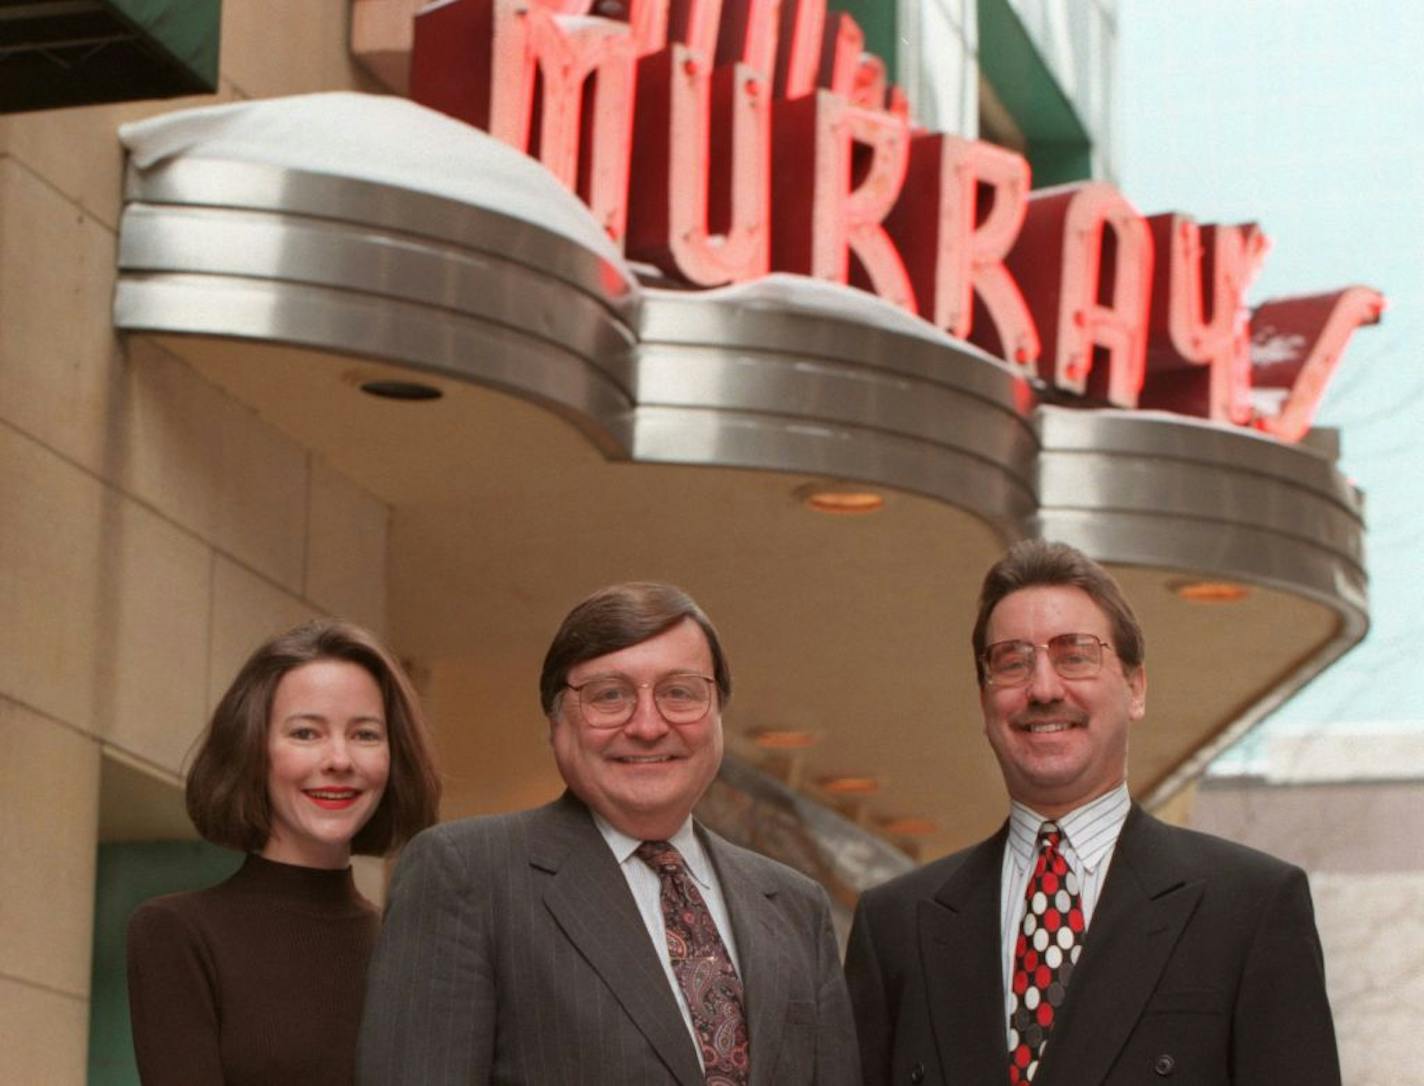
left=1153, top=1053, right=1176, bottom=1076
left=909, top=1062, right=926, bottom=1083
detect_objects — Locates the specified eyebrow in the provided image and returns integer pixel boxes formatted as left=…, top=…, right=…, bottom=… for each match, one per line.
left=571, top=669, right=706, bottom=682
left=279, top=712, right=386, bottom=725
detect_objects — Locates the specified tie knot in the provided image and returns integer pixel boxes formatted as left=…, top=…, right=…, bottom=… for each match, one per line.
left=1036, top=821, right=1063, bottom=851
left=635, top=840, right=685, bottom=874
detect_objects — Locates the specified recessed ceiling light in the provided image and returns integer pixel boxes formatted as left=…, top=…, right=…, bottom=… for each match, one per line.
left=817, top=775, right=880, bottom=796
left=748, top=728, right=820, bottom=750
left=359, top=379, right=443, bottom=401
left=798, top=484, right=885, bottom=515
left=880, top=816, right=937, bottom=837
left=1171, top=579, right=1251, bottom=603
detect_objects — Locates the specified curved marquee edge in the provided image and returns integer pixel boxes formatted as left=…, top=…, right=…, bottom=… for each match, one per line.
left=118, top=201, right=638, bottom=384
left=111, top=153, right=1369, bottom=679
left=124, top=157, right=641, bottom=319
left=1035, top=406, right=1366, bottom=604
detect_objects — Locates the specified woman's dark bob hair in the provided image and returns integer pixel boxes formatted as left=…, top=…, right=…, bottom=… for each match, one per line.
left=185, top=619, right=441, bottom=856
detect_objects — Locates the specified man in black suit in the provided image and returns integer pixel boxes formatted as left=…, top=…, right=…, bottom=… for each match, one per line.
left=845, top=540, right=1340, bottom=1084
left=359, top=582, right=859, bottom=1085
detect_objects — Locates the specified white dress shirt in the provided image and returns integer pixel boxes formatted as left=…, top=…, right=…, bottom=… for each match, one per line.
left=594, top=812, right=742, bottom=1064
left=998, top=783, right=1132, bottom=1043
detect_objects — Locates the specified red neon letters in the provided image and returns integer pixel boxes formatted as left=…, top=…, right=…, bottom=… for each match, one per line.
left=409, top=0, right=1381, bottom=440
left=886, top=135, right=1038, bottom=374
left=1250, top=288, right=1385, bottom=443
left=1143, top=216, right=1268, bottom=425
left=1009, top=184, right=1154, bottom=406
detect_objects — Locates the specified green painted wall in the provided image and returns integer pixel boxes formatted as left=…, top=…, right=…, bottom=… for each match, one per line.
left=111, top=0, right=223, bottom=86
left=976, top=0, right=1093, bottom=185
left=86, top=841, right=243, bottom=1086
left=0, top=0, right=221, bottom=112
left=829, top=0, right=899, bottom=84
left=819, top=0, right=1094, bottom=187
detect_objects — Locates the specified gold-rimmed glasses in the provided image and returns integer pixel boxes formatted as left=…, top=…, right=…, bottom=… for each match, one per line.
left=564, top=673, right=716, bottom=728
left=981, top=634, right=1115, bottom=687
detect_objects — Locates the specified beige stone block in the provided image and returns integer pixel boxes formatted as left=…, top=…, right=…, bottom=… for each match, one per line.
left=121, top=338, right=309, bottom=593
left=99, top=754, right=192, bottom=844
left=208, top=556, right=317, bottom=714
left=95, top=510, right=212, bottom=775
left=305, top=459, right=389, bottom=635
left=222, top=0, right=374, bottom=99
left=0, top=700, right=101, bottom=997
left=0, top=975, right=89, bottom=1086
left=0, top=86, right=242, bottom=231
left=2, top=100, right=141, bottom=233
left=351, top=0, right=422, bottom=92
left=0, top=425, right=210, bottom=752
left=0, top=426, right=106, bottom=730
left=0, top=159, right=124, bottom=477
left=0, top=8, right=350, bottom=229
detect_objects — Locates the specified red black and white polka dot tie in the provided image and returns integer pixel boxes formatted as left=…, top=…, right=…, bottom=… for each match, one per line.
left=1008, top=822, right=1085, bottom=1084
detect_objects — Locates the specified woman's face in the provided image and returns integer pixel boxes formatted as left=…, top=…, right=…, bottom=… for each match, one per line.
left=261, top=659, right=391, bottom=869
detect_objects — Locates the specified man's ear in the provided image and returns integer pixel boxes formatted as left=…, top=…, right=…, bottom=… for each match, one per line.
left=1127, top=665, right=1147, bottom=722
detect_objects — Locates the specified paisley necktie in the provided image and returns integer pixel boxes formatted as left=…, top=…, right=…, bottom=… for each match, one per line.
left=636, top=840, right=750, bottom=1086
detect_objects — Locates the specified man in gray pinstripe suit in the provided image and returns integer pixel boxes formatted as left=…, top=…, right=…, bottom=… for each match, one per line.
left=358, top=582, right=860, bottom=1085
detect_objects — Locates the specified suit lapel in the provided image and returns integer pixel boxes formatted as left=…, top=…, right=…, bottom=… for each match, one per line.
left=534, top=794, right=704, bottom=1086
left=919, top=827, right=1012, bottom=1084
left=703, top=830, right=792, bottom=1086
left=1036, top=808, right=1204, bottom=1086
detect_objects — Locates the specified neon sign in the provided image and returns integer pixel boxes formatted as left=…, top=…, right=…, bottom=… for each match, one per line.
left=406, top=0, right=1382, bottom=443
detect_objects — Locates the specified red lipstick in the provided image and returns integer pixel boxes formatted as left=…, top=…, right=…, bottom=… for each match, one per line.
left=304, top=789, right=360, bottom=810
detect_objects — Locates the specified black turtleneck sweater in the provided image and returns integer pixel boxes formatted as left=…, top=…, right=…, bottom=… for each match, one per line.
left=126, top=852, right=380, bottom=1085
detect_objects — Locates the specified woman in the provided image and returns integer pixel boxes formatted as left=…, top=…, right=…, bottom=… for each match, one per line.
left=126, top=619, right=441, bottom=1085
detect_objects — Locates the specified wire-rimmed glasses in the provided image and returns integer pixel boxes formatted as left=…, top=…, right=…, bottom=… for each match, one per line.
left=564, top=673, right=716, bottom=728
left=981, top=634, right=1115, bottom=687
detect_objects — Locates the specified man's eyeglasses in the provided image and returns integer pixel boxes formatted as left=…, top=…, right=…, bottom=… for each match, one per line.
left=564, top=674, right=716, bottom=728
left=981, top=634, right=1115, bottom=687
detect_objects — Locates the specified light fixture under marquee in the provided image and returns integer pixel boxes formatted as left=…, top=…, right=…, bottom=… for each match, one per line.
left=879, top=816, right=938, bottom=838
left=817, top=775, right=881, bottom=796
left=798, top=484, right=886, bottom=516
left=1171, top=579, right=1252, bottom=603
left=748, top=728, right=820, bottom=751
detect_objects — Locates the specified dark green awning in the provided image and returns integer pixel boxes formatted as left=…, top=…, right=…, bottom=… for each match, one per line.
left=0, top=0, right=220, bottom=114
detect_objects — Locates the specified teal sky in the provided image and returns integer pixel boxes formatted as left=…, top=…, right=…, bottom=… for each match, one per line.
left=1115, top=2, right=1424, bottom=752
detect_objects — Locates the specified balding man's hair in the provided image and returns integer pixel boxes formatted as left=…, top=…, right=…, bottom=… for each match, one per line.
left=540, top=582, right=731, bottom=716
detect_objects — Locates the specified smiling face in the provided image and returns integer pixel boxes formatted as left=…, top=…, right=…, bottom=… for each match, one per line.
left=551, top=618, right=723, bottom=840
left=263, top=659, right=391, bottom=869
left=980, top=585, right=1146, bottom=818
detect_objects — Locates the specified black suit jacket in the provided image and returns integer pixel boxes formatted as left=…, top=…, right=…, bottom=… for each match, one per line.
left=358, top=792, right=860, bottom=1085
left=845, top=807, right=1340, bottom=1084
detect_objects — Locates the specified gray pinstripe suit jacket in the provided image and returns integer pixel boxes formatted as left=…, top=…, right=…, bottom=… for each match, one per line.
left=357, top=792, right=861, bottom=1085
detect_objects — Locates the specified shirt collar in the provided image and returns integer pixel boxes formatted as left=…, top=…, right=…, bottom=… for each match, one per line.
left=1007, top=783, right=1131, bottom=874
left=592, top=811, right=713, bottom=888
